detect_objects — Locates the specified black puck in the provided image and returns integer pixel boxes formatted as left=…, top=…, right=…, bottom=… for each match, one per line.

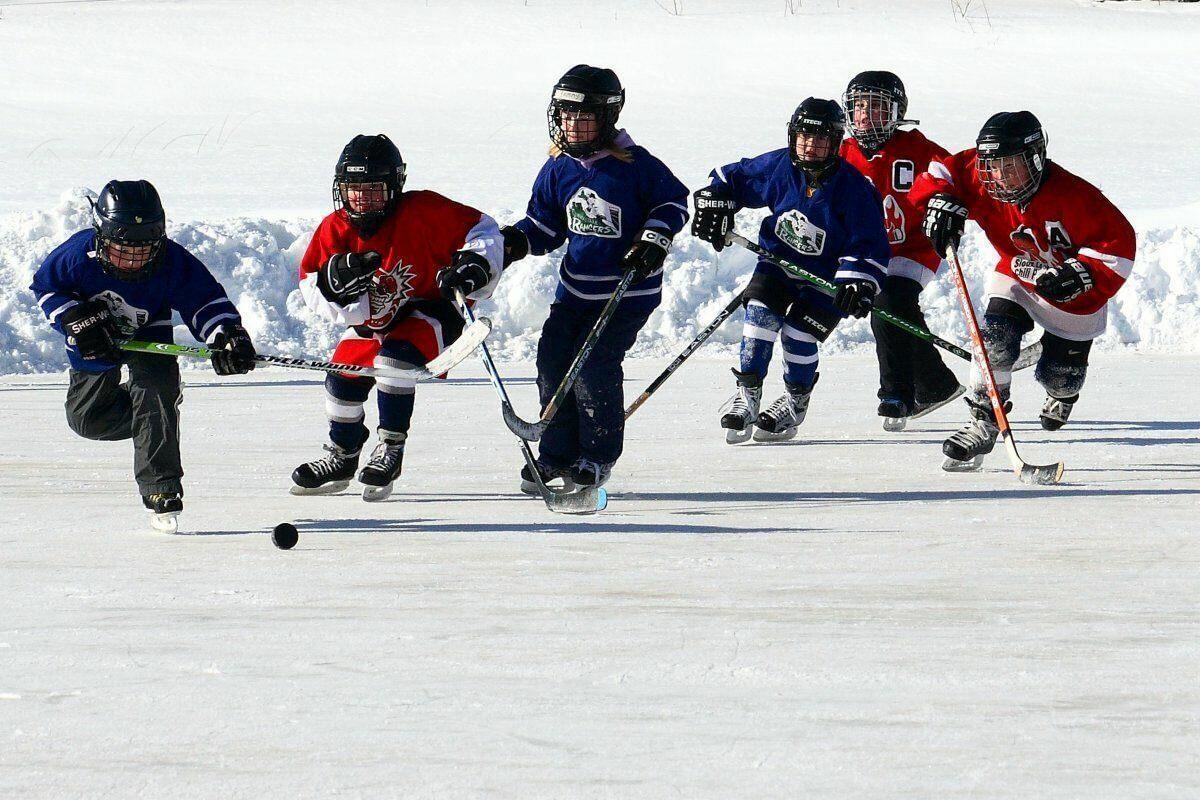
left=272, top=522, right=298, bottom=550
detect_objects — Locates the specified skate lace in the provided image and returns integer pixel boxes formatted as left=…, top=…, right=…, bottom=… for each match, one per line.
left=719, top=385, right=760, bottom=416
left=951, top=417, right=996, bottom=446
left=1042, top=397, right=1070, bottom=419
left=759, top=394, right=797, bottom=425
left=366, top=441, right=403, bottom=472
left=311, top=444, right=352, bottom=478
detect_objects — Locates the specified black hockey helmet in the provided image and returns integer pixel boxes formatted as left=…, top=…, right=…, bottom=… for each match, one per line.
left=332, top=134, right=407, bottom=231
left=975, top=111, right=1048, bottom=205
left=843, top=70, right=910, bottom=150
left=547, top=64, right=625, bottom=158
left=787, top=97, right=845, bottom=173
left=91, top=179, right=167, bottom=282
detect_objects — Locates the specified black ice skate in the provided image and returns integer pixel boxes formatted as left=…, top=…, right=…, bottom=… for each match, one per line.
left=358, top=431, right=405, bottom=502
left=520, top=460, right=575, bottom=496
left=569, top=457, right=613, bottom=489
left=143, top=492, right=183, bottom=534
left=878, top=397, right=909, bottom=433
left=942, top=398, right=1002, bottom=472
left=291, top=443, right=360, bottom=496
left=754, top=376, right=817, bottom=442
left=720, top=369, right=763, bottom=444
left=1039, top=393, right=1077, bottom=431
left=909, top=382, right=966, bottom=421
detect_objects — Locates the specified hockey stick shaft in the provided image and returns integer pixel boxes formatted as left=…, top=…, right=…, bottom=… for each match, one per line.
left=453, top=291, right=604, bottom=513
left=624, top=288, right=746, bottom=420
left=945, top=244, right=1063, bottom=484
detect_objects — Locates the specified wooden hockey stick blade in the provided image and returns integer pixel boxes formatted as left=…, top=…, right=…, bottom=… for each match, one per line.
left=1001, top=434, right=1065, bottom=485
left=425, top=317, right=492, bottom=375
left=545, top=485, right=608, bottom=514
left=502, top=401, right=547, bottom=441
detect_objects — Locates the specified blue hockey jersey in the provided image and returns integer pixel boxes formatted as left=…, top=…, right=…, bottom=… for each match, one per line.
left=30, top=229, right=242, bottom=373
left=514, top=131, right=689, bottom=313
left=708, top=149, right=890, bottom=293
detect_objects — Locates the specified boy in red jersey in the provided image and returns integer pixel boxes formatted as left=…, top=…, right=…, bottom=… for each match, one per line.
left=291, top=134, right=503, bottom=500
left=840, top=71, right=962, bottom=430
left=912, top=111, right=1136, bottom=469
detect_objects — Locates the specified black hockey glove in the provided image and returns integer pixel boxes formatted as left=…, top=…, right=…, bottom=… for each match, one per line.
left=922, top=193, right=969, bottom=257
left=833, top=276, right=878, bottom=318
left=691, top=186, right=738, bottom=252
left=209, top=322, right=257, bottom=376
left=620, top=229, right=671, bottom=282
left=500, top=225, right=529, bottom=267
left=1036, top=257, right=1094, bottom=303
left=60, top=299, right=122, bottom=362
left=318, top=251, right=381, bottom=304
left=437, top=250, right=492, bottom=301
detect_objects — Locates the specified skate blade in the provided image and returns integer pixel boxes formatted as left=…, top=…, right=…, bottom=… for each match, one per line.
left=289, top=480, right=350, bottom=496
left=149, top=512, right=179, bottom=534
left=882, top=417, right=907, bottom=432
left=942, top=455, right=984, bottom=472
left=725, top=427, right=753, bottom=444
left=909, top=385, right=967, bottom=421
left=752, top=426, right=797, bottom=442
left=362, top=483, right=394, bottom=502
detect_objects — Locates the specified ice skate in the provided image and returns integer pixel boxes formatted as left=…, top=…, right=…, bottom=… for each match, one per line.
left=720, top=369, right=762, bottom=444
left=942, top=399, right=1000, bottom=472
left=878, top=397, right=909, bottom=432
left=909, top=382, right=967, bottom=421
left=358, top=431, right=405, bottom=502
left=1039, top=393, right=1077, bottom=431
left=753, top=378, right=815, bottom=442
left=143, top=492, right=183, bottom=534
left=520, top=460, right=576, bottom=496
left=291, top=443, right=360, bottom=496
left=569, top=457, right=613, bottom=489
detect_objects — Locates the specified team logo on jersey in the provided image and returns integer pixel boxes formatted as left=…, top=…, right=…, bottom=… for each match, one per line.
left=775, top=210, right=826, bottom=256
left=366, top=260, right=417, bottom=329
left=883, top=195, right=906, bottom=245
left=1009, top=222, right=1073, bottom=284
left=891, top=159, right=915, bottom=193
left=565, top=187, right=622, bottom=238
left=93, top=290, right=149, bottom=337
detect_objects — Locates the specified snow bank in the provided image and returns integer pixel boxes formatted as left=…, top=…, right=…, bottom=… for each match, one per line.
left=1, top=191, right=1197, bottom=374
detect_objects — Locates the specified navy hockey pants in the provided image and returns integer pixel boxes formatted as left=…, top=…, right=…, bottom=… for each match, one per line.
left=535, top=301, right=652, bottom=469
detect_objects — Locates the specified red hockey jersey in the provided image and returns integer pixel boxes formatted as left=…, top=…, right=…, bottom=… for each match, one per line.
left=298, top=190, right=501, bottom=331
left=841, top=128, right=949, bottom=276
left=910, top=150, right=1136, bottom=340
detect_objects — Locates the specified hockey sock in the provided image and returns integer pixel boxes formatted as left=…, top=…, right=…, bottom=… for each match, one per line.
left=740, top=300, right=782, bottom=378
left=780, top=322, right=819, bottom=387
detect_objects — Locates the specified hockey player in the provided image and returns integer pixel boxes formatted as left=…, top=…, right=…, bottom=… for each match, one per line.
left=501, top=65, right=688, bottom=490
left=911, top=111, right=1136, bottom=469
left=292, top=134, right=502, bottom=501
left=839, top=71, right=963, bottom=430
left=30, top=179, right=256, bottom=530
left=692, top=98, right=891, bottom=443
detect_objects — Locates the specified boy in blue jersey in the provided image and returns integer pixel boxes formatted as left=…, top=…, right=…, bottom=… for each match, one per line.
left=29, top=180, right=256, bottom=529
left=692, top=98, right=891, bottom=443
left=501, top=65, right=689, bottom=490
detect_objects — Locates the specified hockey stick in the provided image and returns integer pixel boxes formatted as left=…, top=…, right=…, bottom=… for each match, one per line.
left=946, top=243, right=1063, bottom=485
left=453, top=291, right=606, bottom=514
left=119, top=317, right=492, bottom=382
left=624, top=287, right=746, bottom=420
left=727, top=232, right=1041, bottom=371
left=502, top=270, right=638, bottom=441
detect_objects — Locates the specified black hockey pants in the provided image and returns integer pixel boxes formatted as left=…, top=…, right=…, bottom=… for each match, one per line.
left=872, top=275, right=959, bottom=407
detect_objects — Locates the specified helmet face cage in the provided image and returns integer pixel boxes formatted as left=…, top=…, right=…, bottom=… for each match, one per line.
left=547, top=87, right=622, bottom=157
left=843, top=86, right=904, bottom=150
left=976, top=149, right=1045, bottom=205
left=788, top=118, right=844, bottom=172
left=91, top=189, right=166, bottom=283
left=332, top=165, right=406, bottom=228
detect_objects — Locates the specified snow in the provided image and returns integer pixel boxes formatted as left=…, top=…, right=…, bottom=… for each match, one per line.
left=2, top=355, right=1198, bottom=798
left=2, top=0, right=1200, bottom=796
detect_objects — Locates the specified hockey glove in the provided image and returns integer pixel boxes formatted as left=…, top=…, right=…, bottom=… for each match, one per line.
left=691, top=186, right=738, bottom=252
left=922, top=193, right=969, bottom=257
left=437, top=250, right=492, bottom=300
left=60, top=299, right=122, bottom=362
left=833, top=276, right=878, bottom=318
left=500, top=225, right=530, bottom=267
left=210, top=323, right=257, bottom=376
left=318, top=251, right=381, bottom=304
left=620, top=229, right=671, bottom=282
left=1036, top=257, right=1094, bottom=303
